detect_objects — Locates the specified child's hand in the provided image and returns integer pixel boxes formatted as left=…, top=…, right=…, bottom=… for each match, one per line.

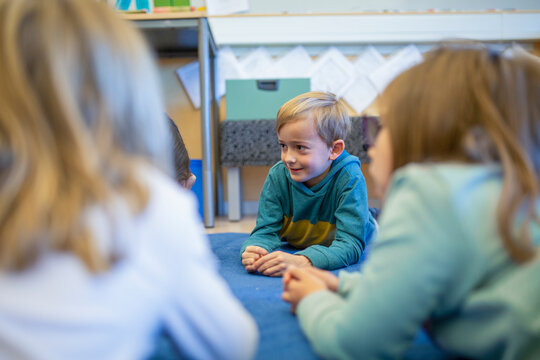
left=301, top=267, right=340, bottom=292
left=282, top=266, right=328, bottom=314
left=241, top=246, right=268, bottom=273
left=252, top=251, right=312, bottom=277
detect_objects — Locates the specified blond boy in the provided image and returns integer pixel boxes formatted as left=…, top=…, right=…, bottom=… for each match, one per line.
left=240, top=91, right=377, bottom=277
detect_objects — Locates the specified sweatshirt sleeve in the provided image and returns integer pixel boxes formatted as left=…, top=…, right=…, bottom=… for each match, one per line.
left=294, top=168, right=470, bottom=359
left=240, top=169, right=285, bottom=254
left=296, top=167, right=376, bottom=269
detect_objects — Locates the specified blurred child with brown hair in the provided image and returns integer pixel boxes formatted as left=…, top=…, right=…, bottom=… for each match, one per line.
left=282, top=44, right=540, bottom=359
left=169, top=118, right=196, bottom=190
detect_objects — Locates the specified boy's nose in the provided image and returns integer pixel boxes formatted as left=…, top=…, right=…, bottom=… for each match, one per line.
left=284, top=152, right=296, bottom=164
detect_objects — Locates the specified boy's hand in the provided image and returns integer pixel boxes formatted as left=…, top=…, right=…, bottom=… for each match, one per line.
left=282, top=266, right=328, bottom=314
left=252, top=251, right=312, bottom=277
left=241, top=246, right=268, bottom=273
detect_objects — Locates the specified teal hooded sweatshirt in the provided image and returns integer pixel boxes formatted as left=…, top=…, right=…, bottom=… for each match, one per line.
left=240, top=151, right=377, bottom=269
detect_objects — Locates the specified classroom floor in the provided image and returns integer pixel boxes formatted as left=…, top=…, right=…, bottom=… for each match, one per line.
left=204, top=215, right=257, bottom=234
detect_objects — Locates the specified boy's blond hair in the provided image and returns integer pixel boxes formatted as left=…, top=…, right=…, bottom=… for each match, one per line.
left=276, top=91, right=350, bottom=146
left=382, top=43, right=540, bottom=263
left=0, top=0, right=171, bottom=272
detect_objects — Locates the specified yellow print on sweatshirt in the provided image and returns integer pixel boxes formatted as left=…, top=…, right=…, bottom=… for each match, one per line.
left=279, top=215, right=336, bottom=249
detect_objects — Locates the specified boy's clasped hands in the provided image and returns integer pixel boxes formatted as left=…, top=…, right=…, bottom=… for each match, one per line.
left=242, top=245, right=341, bottom=314
left=241, top=246, right=312, bottom=277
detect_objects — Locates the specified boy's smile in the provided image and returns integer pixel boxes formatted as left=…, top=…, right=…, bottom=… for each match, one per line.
left=278, top=116, right=336, bottom=188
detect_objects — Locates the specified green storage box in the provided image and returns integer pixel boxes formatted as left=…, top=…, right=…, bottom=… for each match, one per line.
left=226, top=78, right=310, bottom=120
left=154, top=0, right=190, bottom=7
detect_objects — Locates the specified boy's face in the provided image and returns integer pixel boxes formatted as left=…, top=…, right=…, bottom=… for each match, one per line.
left=278, top=116, right=334, bottom=188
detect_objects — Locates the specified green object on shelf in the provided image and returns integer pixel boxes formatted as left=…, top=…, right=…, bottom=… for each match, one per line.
left=154, top=0, right=189, bottom=7
left=226, top=78, right=311, bottom=121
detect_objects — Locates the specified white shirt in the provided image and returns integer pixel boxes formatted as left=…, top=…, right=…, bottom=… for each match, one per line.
left=0, top=166, right=258, bottom=360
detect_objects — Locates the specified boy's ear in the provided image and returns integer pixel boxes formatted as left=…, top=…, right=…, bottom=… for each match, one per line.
left=329, top=140, right=345, bottom=160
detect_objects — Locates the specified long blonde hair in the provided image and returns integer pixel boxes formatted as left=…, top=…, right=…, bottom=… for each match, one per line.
left=0, top=0, right=172, bottom=272
left=382, top=44, right=540, bottom=263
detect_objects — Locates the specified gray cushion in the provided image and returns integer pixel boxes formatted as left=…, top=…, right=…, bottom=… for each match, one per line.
left=220, top=116, right=379, bottom=167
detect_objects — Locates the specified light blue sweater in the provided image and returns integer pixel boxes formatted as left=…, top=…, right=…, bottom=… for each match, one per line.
left=297, top=163, right=540, bottom=359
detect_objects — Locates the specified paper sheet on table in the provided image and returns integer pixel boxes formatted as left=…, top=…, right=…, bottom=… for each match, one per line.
left=354, top=46, right=386, bottom=75
left=217, top=46, right=246, bottom=98
left=269, top=46, right=314, bottom=78
left=341, top=74, right=379, bottom=115
left=205, top=0, right=248, bottom=15
left=239, top=47, right=275, bottom=79
left=309, top=47, right=355, bottom=95
left=176, top=61, right=200, bottom=109
left=369, top=45, right=423, bottom=94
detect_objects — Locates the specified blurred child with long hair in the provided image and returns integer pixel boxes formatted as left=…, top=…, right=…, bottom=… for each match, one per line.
left=282, top=44, right=540, bottom=359
left=0, top=0, right=257, bottom=358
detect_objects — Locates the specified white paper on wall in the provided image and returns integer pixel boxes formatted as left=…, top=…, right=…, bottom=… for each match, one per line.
left=341, top=74, right=379, bottom=115
left=309, top=47, right=355, bottom=95
left=239, top=47, right=275, bottom=79
left=354, top=46, right=386, bottom=75
left=205, top=0, right=248, bottom=15
left=176, top=61, right=200, bottom=109
left=217, top=46, right=246, bottom=98
left=268, top=46, right=314, bottom=78
left=369, top=45, right=423, bottom=94
left=213, top=44, right=423, bottom=108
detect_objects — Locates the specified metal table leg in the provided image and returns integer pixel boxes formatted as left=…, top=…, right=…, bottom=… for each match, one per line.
left=198, top=18, right=215, bottom=228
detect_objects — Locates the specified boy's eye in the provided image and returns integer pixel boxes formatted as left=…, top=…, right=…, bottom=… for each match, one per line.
left=279, top=143, right=287, bottom=149
left=296, top=145, right=306, bottom=150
